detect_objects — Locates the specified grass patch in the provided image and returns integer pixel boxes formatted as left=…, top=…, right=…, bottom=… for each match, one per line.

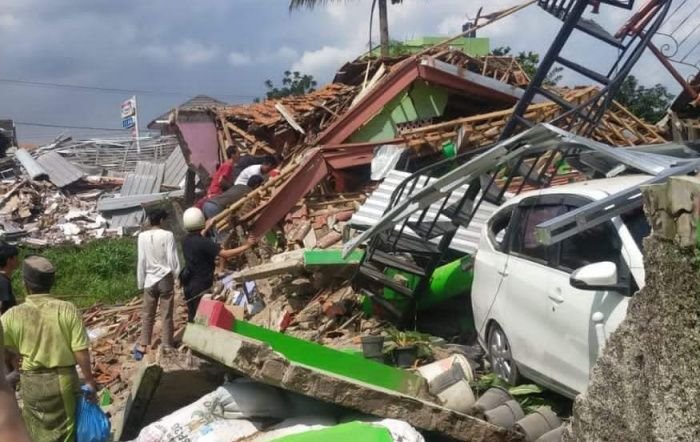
left=12, top=238, right=139, bottom=309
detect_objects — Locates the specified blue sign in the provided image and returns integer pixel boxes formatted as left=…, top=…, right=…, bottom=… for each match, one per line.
left=122, top=116, right=135, bottom=129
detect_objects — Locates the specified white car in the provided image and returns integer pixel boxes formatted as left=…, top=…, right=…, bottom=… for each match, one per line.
left=472, top=175, right=651, bottom=398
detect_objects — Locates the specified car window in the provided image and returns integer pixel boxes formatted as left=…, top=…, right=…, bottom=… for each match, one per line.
left=621, top=208, right=650, bottom=252
left=488, top=206, right=514, bottom=251
left=558, top=219, right=622, bottom=272
left=510, top=204, right=566, bottom=263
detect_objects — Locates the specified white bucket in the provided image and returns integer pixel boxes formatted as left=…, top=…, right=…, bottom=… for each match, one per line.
left=417, top=354, right=476, bottom=414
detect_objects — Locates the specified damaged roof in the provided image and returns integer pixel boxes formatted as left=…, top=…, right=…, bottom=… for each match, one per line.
left=147, top=94, right=228, bottom=130
left=35, top=151, right=86, bottom=188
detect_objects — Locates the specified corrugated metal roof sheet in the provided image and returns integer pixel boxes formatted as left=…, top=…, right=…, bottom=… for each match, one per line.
left=15, top=149, right=48, bottom=180
left=108, top=161, right=166, bottom=228
left=97, top=190, right=185, bottom=212
left=162, top=147, right=188, bottom=189
left=35, top=151, right=85, bottom=187
left=122, top=161, right=165, bottom=196
left=349, top=170, right=499, bottom=255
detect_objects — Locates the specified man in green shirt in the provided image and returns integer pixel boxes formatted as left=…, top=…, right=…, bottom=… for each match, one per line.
left=2, top=256, right=97, bottom=442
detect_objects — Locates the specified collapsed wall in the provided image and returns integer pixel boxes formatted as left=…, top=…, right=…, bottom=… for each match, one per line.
left=565, top=176, right=700, bottom=441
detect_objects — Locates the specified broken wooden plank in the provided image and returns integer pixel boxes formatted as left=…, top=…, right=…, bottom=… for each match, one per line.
left=275, top=103, right=305, bottom=135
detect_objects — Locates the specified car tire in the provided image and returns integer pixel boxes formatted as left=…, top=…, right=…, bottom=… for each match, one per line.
left=488, top=323, right=520, bottom=385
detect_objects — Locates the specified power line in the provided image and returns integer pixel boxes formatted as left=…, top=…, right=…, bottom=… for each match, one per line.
left=15, top=121, right=126, bottom=131
left=0, top=78, right=257, bottom=100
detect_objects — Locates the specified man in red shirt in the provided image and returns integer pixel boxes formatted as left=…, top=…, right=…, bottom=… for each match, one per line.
left=206, top=146, right=237, bottom=198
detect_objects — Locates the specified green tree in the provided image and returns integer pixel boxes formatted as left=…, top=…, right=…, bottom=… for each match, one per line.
left=264, top=70, right=318, bottom=99
left=614, top=75, right=673, bottom=123
left=289, top=0, right=404, bottom=58
left=492, top=46, right=563, bottom=86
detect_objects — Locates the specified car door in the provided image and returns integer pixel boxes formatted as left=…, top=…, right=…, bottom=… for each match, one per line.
left=488, top=198, right=566, bottom=382
left=545, top=214, right=634, bottom=395
left=472, top=205, right=515, bottom=341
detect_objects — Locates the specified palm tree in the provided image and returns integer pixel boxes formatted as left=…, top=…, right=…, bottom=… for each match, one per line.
left=289, top=0, right=403, bottom=58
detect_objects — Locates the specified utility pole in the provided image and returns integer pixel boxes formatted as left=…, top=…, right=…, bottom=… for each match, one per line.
left=378, top=0, right=389, bottom=58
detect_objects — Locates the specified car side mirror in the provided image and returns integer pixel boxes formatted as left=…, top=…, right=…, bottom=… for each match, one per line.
left=570, top=261, right=624, bottom=291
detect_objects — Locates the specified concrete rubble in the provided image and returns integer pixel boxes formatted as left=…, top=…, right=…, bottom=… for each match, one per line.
left=0, top=134, right=187, bottom=245
left=6, top=11, right=700, bottom=441
left=183, top=323, right=522, bottom=442
left=564, top=176, right=700, bottom=441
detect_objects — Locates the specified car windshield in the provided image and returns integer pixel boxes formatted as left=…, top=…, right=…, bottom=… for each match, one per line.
left=621, top=208, right=651, bottom=252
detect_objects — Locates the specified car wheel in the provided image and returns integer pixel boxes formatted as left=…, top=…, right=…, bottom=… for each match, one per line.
left=488, top=323, right=520, bottom=385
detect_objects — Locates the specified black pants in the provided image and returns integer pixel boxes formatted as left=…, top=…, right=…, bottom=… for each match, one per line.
left=184, top=278, right=212, bottom=322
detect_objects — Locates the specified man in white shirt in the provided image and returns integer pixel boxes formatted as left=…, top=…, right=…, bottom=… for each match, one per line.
left=135, top=208, right=181, bottom=359
left=233, top=155, right=277, bottom=186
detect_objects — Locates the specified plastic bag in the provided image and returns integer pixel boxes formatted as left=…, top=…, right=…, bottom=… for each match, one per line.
left=76, top=386, right=111, bottom=442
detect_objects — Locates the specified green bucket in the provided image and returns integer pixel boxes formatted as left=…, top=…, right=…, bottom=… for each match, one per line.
left=442, top=140, right=456, bottom=158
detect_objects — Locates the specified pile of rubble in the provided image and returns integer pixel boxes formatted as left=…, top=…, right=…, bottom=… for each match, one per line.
left=82, top=295, right=190, bottom=408
left=169, top=47, right=668, bottom=247
left=0, top=135, right=187, bottom=246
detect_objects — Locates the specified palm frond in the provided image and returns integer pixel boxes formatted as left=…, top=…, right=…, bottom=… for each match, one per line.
left=289, top=0, right=353, bottom=11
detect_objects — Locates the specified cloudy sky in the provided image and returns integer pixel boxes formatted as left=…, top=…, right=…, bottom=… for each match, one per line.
left=0, top=0, right=693, bottom=144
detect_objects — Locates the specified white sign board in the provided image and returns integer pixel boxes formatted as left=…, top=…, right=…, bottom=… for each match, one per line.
left=121, top=96, right=140, bottom=152
left=121, top=97, right=136, bottom=119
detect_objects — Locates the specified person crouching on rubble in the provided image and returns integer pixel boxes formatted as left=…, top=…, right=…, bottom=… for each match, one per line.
left=1, top=256, right=97, bottom=442
left=201, top=174, right=265, bottom=237
left=233, top=155, right=278, bottom=186
left=205, top=145, right=238, bottom=199
left=134, top=208, right=181, bottom=361
left=181, top=207, right=255, bottom=322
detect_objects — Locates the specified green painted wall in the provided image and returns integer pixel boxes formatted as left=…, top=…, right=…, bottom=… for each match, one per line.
left=231, top=320, right=426, bottom=395
left=368, top=37, right=490, bottom=57
left=349, top=80, right=448, bottom=143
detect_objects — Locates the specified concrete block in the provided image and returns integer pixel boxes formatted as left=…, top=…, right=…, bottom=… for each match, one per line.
left=114, top=363, right=163, bottom=441
left=667, top=176, right=700, bottom=215
left=233, top=259, right=304, bottom=281
left=183, top=324, right=522, bottom=442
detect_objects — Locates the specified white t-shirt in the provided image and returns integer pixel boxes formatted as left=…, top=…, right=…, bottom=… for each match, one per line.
left=137, top=228, right=181, bottom=289
left=234, top=164, right=262, bottom=186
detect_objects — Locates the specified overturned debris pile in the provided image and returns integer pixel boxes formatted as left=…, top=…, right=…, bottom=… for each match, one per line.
left=82, top=296, right=189, bottom=404
left=0, top=179, right=117, bottom=245
left=565, top=176, right=700, bottom=441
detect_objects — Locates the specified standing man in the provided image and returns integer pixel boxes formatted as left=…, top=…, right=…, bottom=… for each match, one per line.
left=180, top=207, right=255, bottom=321
left=2, top=256, right=96, bottom=442
left=0, top=242, right=19, bottom=314
left=233, top=155, right=278, bottom=186
left=135, top=208, right=181, bottom=360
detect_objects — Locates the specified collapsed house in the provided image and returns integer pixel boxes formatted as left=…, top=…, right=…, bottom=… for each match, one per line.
left=1, top=135, right=188, bottom=245
left=4, top=1, right=697, bottom=440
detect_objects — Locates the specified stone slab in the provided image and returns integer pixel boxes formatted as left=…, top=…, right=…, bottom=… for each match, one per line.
left=114, top=362, right=163, bottom=441
left=233, top=259, right=304, bottom=281
left=183, top=324, right=522, bottom=442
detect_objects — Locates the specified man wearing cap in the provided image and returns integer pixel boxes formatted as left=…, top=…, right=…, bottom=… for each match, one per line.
left=1, top=256, right=97, bottom=442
